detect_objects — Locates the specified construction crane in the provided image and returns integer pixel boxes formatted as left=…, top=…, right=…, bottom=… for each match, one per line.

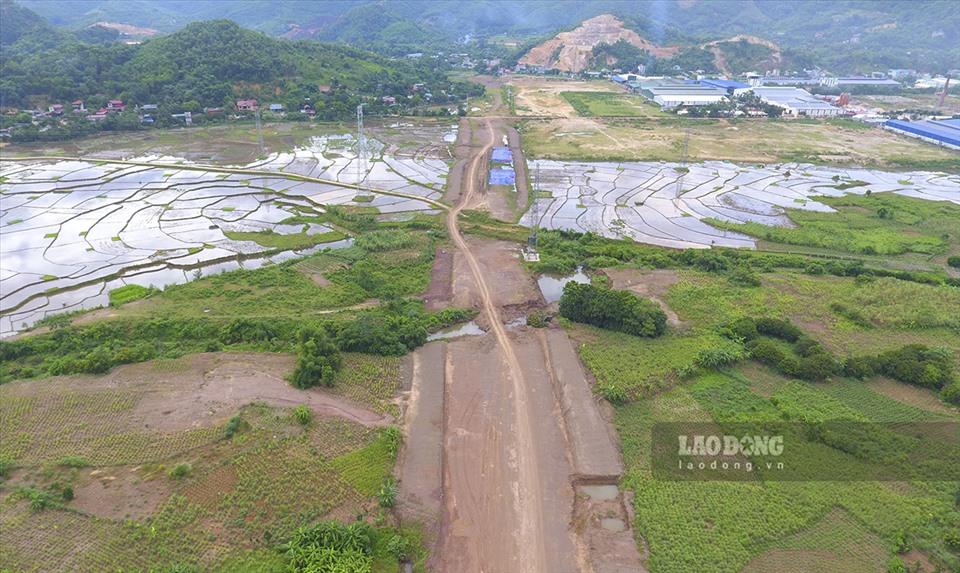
left=356, top=103, right=368, bottom=189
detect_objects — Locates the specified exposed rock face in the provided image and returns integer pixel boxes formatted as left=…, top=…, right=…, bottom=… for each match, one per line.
left=519, top=14, right=678, bottom=73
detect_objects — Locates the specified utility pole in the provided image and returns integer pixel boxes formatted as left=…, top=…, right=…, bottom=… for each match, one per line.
left=524, top=163, right=541, bottom=262
left=675, top=128, right=690, bottom=197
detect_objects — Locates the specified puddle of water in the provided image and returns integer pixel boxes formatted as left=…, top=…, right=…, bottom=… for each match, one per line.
left=537, top=267, right=589, bottom=303
left=426, top=321, right=485, bottom=341
left=580, top=484, right=619, bottom=501
left=505, top=316, right=527, bottom=329
left=600, top=518, right=626, bottom=532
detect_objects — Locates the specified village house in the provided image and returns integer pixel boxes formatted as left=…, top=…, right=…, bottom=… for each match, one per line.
left=72, top=100, right=85, bottom=112
left=235, top=99, right=258, bottom=111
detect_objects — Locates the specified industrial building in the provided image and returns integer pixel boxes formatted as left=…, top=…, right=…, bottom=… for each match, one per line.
left=698, top=78, right=752, bottom=96
left=884, top=119, right=960, bottom=150
left=823, top=77, right=901, bottom=87
left=623, top=78, right=728, bottom=107
left=751, top=87, right=843, bottom=117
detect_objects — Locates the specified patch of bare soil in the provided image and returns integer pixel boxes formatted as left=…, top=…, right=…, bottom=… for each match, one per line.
left=508, top=77, right=621, bottom=118
left=432, top=330, right=578, bottom=573
left=451, top=237, right=544, bottom=327
left=71, top=465, right=173, bottom=521
left=602, top=268, right=684, bottom=328
left=396, top=341, right=446, bottom=527
left=443, top=117, right=475, bottom=206
left=867, top=377, right=958, bottom=415
left=422, top=247, right=453, bottom=311
left=520, top=14, right=679, bottom=72
left=900, top=549, right=937, bottom=572
left=572, top=486, right=648, bottom=573
left=131, top=352, right=392, bottom=429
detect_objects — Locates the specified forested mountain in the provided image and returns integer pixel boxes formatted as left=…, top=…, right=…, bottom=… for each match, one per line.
left=0, top=16, right=480, bottom=115
left=6, top=0, right=960, bottom=75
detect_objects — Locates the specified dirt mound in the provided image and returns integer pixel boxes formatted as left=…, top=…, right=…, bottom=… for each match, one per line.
left=519, top=14, right=678, bottom=73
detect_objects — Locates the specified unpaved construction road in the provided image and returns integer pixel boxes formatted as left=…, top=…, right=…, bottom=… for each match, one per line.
left=399, top=115, right=641, bottom=572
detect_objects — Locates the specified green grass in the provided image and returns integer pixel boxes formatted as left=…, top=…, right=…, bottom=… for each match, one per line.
left=560, top=91, right=669, bottom=117
left=0, top=397, right=408, bottom=571
left=223, top=229, right=347, bottom=250
left=43, top=233, right=58, bottom=239
left=705, top=192, right=960, bottom=258
left=108, top=284, right=155, bottom=307
left=571, top=322, right=731, bottom=398
left=616, top=368, right=960, bottom=573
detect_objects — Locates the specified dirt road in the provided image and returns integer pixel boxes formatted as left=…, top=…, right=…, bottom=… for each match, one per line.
left=391, top=97, right=640, bottom=570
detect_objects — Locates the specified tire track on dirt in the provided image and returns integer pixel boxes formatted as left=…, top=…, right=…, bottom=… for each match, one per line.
left=444, top=119, right=550, bottom=572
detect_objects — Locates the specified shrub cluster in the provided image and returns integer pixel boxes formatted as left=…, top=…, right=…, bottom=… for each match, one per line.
left=844, top=344, right=958, bottom=404
left=280, top=520, right=375, bottom=573
left=559, top=282, right=667, bottom=338
left=725, top=317, right=838, bottom=381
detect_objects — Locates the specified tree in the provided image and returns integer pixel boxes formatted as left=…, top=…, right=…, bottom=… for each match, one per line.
left=291, top=332, right=340, bottom=389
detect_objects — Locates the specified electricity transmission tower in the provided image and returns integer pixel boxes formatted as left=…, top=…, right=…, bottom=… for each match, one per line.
left=356, top=103, right=368, bottom=188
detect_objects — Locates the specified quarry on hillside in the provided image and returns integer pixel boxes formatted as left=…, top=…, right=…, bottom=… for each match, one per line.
left=518, top=14, right=679, bottom=73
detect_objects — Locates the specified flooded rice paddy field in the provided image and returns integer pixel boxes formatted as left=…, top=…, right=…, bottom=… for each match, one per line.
left=522, top=160, right=960, bottom=249
left=0, top=127, right=454, bottom=336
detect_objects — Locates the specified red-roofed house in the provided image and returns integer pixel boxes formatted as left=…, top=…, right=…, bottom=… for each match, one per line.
left=236, top=99, right=258, bottom=111
left=107, top=100, right=125, bottom=111
left=318, top=86, right=332, bottom=94
left=72, top=100, right=85, bottom=112
left=48, top=104, right=64, bottom=115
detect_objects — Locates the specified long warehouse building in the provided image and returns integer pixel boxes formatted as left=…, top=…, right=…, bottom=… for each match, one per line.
left=884, top=119, right=960, bottom=150
left=751, top=87, right=843, bottom=117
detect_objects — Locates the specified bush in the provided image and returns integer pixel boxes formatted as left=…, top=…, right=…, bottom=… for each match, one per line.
left=526, top=309, right=552, bottom=328
left=56, top=456, right=89, bottom=468
left=945, top=530, right=960, bottom=551
left=377, top=479, right=397, bottom=508
left=559, top=282, right=667, bottom=338
left=729, top=264, right=761, bottom=287
left=599, top=384, right=629, bottom=405
left=168, top=462, right=192, bottom=479
left=293, top=404, right=311, bottom=426
left=28, top=489, right=49, bottom=512
left=62, top=486, right=74, bottom=501
left=0, top=457, right=13, bottom=479
left=382, top=427, right=402, bottom=456
left=223, top=414, right=242, bottom=438
left=281, top=520, right=374, bottom=573
left=728, top=317, right=759, bottom=341
left=695, top=340, right=749, bottom=369
left=948, top=255, right=960, bottom=269
left=387, top=534, right=413, bottom=563
left=754, top=317, right=803, bottom=342
left=887, top=556, right=906, bottom=573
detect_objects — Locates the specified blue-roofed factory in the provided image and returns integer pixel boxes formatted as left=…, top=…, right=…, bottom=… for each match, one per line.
left=698, top=78, right=752, bottom=96
left=884, top=119, right=960, bottom=150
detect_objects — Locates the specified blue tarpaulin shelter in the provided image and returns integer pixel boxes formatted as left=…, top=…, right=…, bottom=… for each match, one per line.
left=491, top=147, right=513, bottom=163
left=489, top=167, right=515, bottom=185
